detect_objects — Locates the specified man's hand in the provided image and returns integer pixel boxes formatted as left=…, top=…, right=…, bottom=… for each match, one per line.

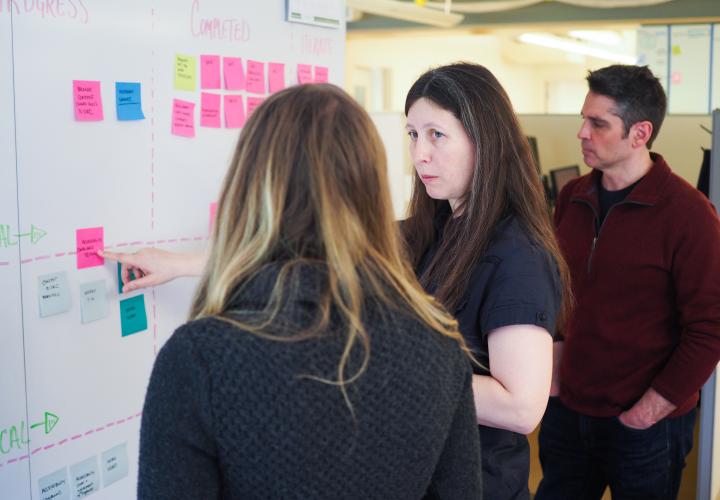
left=618, top=387, right=677, bottom=430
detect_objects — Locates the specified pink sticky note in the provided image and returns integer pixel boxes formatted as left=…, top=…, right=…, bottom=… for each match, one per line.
left=209, top=202, right=218, bottom=235
left=200, top=93, right=221, bottom=128
left=73, top=80, right=104, bottom=121
left=246, top=60, right=265, bottom=94
left=76, top=227, right=104, bottom=269
left=314, top=66, right=329, bottom=83
left=172, top=99, right=195, bottom=138
left=223, top=57, right=244, bottom=90
left=268, top=62, right=285, bottom=94
left=200, top=55, right=221, bottom=89
left=247, top=96, right=265, bottom=117
left=224, top=95, right=245, bottom=128
left=297, top=64, right=313, bottom=84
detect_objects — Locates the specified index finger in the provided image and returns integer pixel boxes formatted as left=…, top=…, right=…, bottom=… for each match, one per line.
left=98, top=249, right=133, bottom=265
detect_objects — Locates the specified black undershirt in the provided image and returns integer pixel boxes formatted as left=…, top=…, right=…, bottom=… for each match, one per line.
left=598, top=176, right=641, bottom=225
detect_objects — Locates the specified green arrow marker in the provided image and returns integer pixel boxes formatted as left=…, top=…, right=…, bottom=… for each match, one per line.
left=30, top=411, right=59, bottom=434
left=13, top=225, right=47, bottom=244
left=30, top=225, right=47, bottom=244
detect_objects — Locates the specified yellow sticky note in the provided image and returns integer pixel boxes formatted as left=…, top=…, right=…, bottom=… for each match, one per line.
left=175, top=54, right=197, bottom=91
left=672, top=45, right=682, bottom=56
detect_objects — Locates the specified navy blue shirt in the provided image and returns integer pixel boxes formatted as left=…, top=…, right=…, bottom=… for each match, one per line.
left=417, top=205, right=561, bottom=375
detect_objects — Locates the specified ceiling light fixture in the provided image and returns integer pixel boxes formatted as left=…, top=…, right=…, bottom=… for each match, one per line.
left=518, top=33, right=636, bottom=64
left=345, top=0, right=464, bottom=28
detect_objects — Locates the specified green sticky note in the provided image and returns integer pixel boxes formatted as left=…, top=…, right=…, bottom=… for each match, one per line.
left=119, top=295, right=147, bottom=337
left=175, top=54, right=197, bottom=91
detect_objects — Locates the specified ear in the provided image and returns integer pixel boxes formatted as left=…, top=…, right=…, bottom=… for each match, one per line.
left=630, top=121, right=653, bottom=149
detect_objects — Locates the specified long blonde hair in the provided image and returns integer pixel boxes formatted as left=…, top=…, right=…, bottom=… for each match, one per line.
left=190, top=84, right=465, bottom=402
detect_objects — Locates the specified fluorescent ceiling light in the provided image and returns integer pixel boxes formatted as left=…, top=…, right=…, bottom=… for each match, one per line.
left=346, top=0, right=464, bottom=28
left=568, top=30, right=622, bottom=46
left=518, top=33, right=636, bottom=64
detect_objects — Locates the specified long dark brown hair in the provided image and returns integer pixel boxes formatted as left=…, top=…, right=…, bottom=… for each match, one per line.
left=402, top=62, right=572, bottom=329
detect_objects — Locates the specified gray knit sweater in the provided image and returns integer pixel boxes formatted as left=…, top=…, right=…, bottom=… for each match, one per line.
left=138, top=265, right=481, bottom=499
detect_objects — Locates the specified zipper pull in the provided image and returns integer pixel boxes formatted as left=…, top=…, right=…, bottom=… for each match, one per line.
left=591, top=236, right=597, bottom=251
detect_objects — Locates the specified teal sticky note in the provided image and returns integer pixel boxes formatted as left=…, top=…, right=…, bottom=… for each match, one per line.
left=119, top=294, right=147, bottom=337
left=117, top=262, right=137, bottom=294
left=38, top=271, right=72, bottom=318
left=79, top=280, right=109, bottom=324
left=101, top=443, right=129, bottom=488
left=38, top=467, right=70, bottom=500
left=70, top=456, right=100, bottom=498
left=115, top=82, right=145, bottom=120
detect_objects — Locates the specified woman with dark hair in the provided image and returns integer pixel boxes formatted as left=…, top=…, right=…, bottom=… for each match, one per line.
left=402, top=62, right=571, bottom=500
left=132, top=84, right=482, bottom=499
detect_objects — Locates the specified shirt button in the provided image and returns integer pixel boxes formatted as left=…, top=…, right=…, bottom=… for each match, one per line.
left=538, top=312, right=547, bottom=322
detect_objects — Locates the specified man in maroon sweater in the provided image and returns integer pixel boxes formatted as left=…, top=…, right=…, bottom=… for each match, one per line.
left=536, top=65, right=720, bottom=499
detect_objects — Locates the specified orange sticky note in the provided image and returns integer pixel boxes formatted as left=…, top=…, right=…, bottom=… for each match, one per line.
left=73, top=80, right=104, bottom=121
left=223, top=57, right=244, bottom=90
left=224, top=95, right=245, bottom=128
left=314, top=66, right=329, bottom=83
left=246, top=60, right=265, bottom=94
left=247, top=96, right=265, bottom=117
left=200, top=55, right=221, bottom=89
left=268, top=63, right=285, bottom=93
left=76, top=227, right=104, bottom=269
left=297, top=64, right=313, bottom=84
left=200, top=93, right=221, bottom=128
left=172, top=99, right=195, bottom=138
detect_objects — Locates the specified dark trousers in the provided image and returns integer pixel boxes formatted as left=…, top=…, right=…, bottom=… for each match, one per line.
left=535, top=397, right=696, bottom=500
left=479, top=425, right=530, bottom=500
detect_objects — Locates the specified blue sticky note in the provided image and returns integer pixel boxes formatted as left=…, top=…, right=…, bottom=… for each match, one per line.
left=38, top=467, right=70, bottom=500
left=101, top=443, right=129, bottom=488
left=119, top=294, right=147, bottom=337
left=79, top=280, right=109, bottom=324
left=115, top=82, right=145, bottom=120
left=70, top=456, right=100, bottom=499
left=38, top=271, right=72, bottom=318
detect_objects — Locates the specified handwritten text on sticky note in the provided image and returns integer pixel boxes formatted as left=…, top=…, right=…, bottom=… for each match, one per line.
left=174, top=54, right=197, bottom=91
left=73, top=80, right=104, bottom=121
left=76, top=227, right=104, bottom=269
left=246, top=60, right=266, bottom=94
left=172, top=99, right=195, bottom=138
left=224, top=95, right=245, bottom=128
left=200, top=55, right=221, bottom=89
left=223, top=57, right=245, bottom=90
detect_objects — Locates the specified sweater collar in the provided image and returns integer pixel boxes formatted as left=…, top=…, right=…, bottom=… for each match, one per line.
left=570, top=152, right=671, bottom=208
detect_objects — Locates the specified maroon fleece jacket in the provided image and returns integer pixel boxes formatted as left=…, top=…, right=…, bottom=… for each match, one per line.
left=555, top=153, right=720, bottom=418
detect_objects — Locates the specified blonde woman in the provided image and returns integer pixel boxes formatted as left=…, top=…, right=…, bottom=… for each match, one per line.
left=132, top=84, right=481, bottom=499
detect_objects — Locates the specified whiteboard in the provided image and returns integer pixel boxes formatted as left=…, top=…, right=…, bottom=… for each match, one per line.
left=637, top=25, right=669, bottom=94
left=0, top=1, right=345, bottom=499
left=712, top=24, right=719, bottom=111
left=669, top=24, right=712, bottom=114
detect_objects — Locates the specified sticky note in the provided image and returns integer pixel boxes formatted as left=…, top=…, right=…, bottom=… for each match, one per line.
left=38, top=272, right=71, bottom=318
left=174, top=54, right=197, bottom=91
left=115, top=82, right=144, bottom=120
left=76, top=227, right=104, bottom=269
left=672, top=45, right=681, bottom=56
left=200, top=92, right=221, bottom=128
left=314, top=66, right=329, bottom=83
left=70, top=456, right=100, bottom=498
left=200, top=55, right=221, bottom=89
left=209, top=202, right=218, bottom=234
left=102, top=443, right=129, bottom=488
left=172, top=99, right=195, bottom=138
left=268, top=62, right=285, bottom=93
left=297, top=64, right=313, bottom=84
left=73, top=80, right=104, bottom=121
left=223, top=57, right=244, bottom=90
left=246, top=60, right=266, bottom=94
left=79, top=280, right=109, bottom=324
left=247, top=96, right=265, bottom=117
left=38, top=467, right=70, bottom=500
left=224, top=95, right=245, bottom=128
left=120, top=295, right=147, bottom=337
